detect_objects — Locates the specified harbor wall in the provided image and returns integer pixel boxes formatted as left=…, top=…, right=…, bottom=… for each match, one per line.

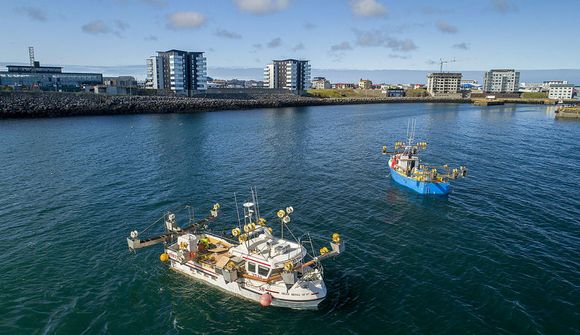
left=0, top=91, right=470, bottom=118
left=2, top=92, right=575, bottom=119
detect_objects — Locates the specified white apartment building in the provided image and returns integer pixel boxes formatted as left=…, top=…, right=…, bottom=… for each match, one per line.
left=483, top=69, right=520, bottom=93
left=311, top=77, right=331, bottom=89
left=146, top=56, right=163, bottom=89
left=548, top=84, right=574, bottom=100
left=426, top=72, right=462, bottom=97
left=264, top=59, right=311, bottom=92
left=146, top=49, right=207, bottom=95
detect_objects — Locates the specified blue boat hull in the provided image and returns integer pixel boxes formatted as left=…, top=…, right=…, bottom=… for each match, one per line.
left=389, top=167, right=451, bottom=195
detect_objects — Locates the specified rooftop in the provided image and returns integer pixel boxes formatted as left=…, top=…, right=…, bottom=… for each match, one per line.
left=549, top=84, right=574, bottom=88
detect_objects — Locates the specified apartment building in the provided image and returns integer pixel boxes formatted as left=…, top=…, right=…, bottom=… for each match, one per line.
left=146, top=49, right=207, bottom=95
left=264, top=59, right=311, bottom=92
left=483, top=69, right=520, bottom=93
left=426, top=72, right=462, bottom=96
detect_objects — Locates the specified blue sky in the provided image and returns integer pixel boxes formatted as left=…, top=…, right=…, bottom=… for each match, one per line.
left=2, top=0, right=579, bottom=72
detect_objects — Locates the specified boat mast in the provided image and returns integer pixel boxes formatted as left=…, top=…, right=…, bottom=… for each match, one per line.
left=234, top=192, right=242, bottom=230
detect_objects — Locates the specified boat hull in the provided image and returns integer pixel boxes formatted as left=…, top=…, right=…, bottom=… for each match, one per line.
left=389, top=167, right=451, bottom=195
left=167, top=255, right=326, bottom=310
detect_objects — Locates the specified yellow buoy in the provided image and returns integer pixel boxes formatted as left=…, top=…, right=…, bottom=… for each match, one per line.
left=284, top=261, right=294, bottom=272
left=231, top=227, right=241, bottom=237
left=277, top=210, right=286, bottom=218
left=258, top=218, right=267, bottom=226
left=160, top=253, right=169, bottom=262
left=320, top=247, right=329, bottom=255
left=332, top=233, right=341, bottom=243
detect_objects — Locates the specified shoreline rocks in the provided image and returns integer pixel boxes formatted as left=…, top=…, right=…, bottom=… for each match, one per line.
left=0, top=91, right=472, bottom=119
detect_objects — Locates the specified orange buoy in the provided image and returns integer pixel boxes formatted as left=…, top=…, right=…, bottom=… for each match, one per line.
left=260, top=293, right=272, bottom=307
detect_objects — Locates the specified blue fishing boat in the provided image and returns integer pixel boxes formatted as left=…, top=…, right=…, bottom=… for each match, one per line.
left=382, top=120, right=467, bottom=195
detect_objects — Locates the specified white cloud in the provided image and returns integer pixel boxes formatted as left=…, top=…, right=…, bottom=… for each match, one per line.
left=233, top=0, right=290, bottom=14
left=215, top=29, right=242, bottom=39
left=266, top=37, right=282, bottom=48
left=82, top=20, right=110, bottom=34
left=114, top=20, right=129, bottom=31
left=291, top=43, right=305, bottom=51
left=166, top=12, right=206, bottom=30
left=491, top=0, right=518, bottom=13
left=350, top=0, right=387, bottom=17
left=436, top=20, right=458, bottom=33
left=353, top=29, right=417, bottom=52
left=453, top=42, right=470, bottom=50
left=389, top=54, right=410, bottom=59
left=140, top=0, right=168, bottom=7
left=330, top=41, right=353, bottom=52
left=15, top=6, right=47, bottom=21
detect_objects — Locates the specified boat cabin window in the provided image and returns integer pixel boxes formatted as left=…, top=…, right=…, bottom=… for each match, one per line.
left=258, top=265, right=270, bottom=277
left=247, top=262, right=256, bottom=273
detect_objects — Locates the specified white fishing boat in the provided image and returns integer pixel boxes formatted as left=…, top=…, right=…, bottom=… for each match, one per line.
left=127, top=190, right=345, bottom=309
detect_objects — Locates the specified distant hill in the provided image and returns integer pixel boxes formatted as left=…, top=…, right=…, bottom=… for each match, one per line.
left=2, top=62, right=579, bottom=85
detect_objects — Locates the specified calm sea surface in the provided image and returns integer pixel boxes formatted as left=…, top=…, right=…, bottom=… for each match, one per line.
left=0, top=104, right=578, bottom=334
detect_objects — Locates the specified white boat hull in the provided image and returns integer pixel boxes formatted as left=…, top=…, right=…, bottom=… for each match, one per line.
left=168, top=257, right=326, bottom=309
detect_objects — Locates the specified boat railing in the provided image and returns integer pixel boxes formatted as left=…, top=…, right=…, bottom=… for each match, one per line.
left=297, top=233, right=324, bottom=280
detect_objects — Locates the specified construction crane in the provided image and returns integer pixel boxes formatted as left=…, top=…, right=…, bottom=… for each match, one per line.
left=439, top=58, right=456, bottom=72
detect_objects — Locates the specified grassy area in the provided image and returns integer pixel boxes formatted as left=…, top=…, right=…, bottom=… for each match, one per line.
left=307, top=89, right=352, bottom=98
left=405, top=88, right=429, bottom=97
left=521, top=92, right=548, bottom=99
left=307, top=88, right=387, bottom=98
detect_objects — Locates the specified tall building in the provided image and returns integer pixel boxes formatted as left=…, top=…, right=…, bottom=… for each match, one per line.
left=146, top=49, right=207, bottom=95
left=426, top=72, right=462, bottom=96
left=264, top=59, right=311, bottom=92
left=483, top=69, right=520, bottom=93
left=548, top=84, right=574, bottom=100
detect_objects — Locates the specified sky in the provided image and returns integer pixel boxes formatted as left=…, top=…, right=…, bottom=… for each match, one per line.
left=1, top=0, right=580, bottom=77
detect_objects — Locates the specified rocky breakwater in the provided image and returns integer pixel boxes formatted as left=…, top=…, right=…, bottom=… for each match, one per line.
left=0, top=91, right=471, bottom=118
